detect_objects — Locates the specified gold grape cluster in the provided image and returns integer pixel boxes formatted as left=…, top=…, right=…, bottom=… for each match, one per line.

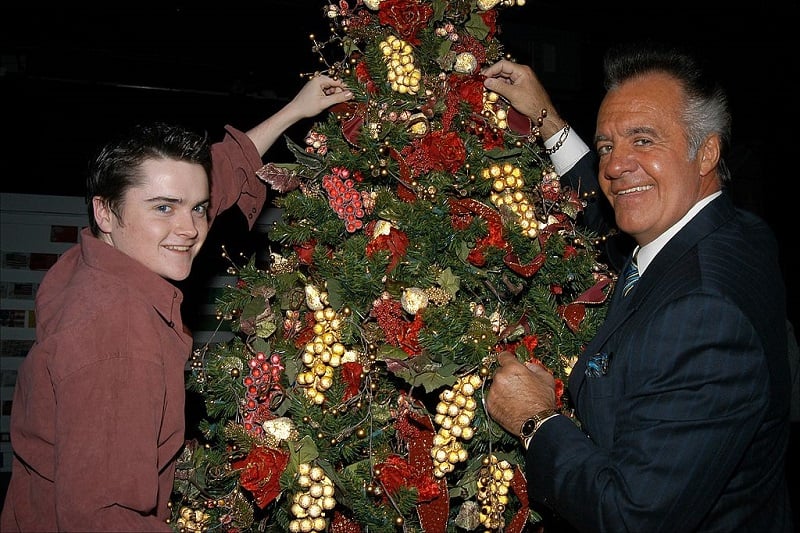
left=477, top=455, right=515, bottom=531
left=288, top=462, right=337, bottom=533
left=379, top=35, right=422, bottom=95
left=482, top=90, right=509, bottom=130
left=174, top=505, right=211, bottom=533
left=431, top=374, right=482, bottom=478
left=297, top=307, right=345, bottom=405
left=482, top=163, right=538, bottom=238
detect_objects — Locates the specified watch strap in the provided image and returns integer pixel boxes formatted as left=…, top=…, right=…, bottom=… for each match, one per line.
left=520, top=408, right=559, bottom=449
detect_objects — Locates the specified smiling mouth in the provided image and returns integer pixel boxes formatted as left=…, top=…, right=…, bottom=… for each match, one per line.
left=164, top=245, right=192, bottom=252
left=617, top=185, right=653, bottom=195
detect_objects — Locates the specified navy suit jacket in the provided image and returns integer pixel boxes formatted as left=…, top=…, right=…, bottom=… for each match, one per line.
left=526, top=191, right=793, bottom=532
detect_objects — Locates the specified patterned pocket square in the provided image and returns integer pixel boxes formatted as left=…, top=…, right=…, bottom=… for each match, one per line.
left=585, top=352, right=610, bottom=377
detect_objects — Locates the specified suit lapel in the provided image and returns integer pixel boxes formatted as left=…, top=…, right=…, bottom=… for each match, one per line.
left=568, top=193, right=737, bottom=406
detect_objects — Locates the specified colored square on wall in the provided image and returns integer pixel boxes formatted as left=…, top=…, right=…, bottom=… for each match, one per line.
left=0, top=310, right=26, bottom=328
left=50, top=225, right=79, bottom=243
left=29, top=253, right=58, bottom=271
left=2, top=252, right=29, bottom=269
left=0, top=340, right=34, bottom=358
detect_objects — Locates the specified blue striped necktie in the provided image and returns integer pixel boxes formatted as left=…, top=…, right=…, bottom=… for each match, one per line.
left=622, top=254, right=640, bottom=297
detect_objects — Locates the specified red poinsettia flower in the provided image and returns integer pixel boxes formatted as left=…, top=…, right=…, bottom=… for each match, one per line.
left=365, top=221, right=409, bottom=272
left=232, top=446, right=289, bottom=509
left=479, top=126, right=505, bottom=151
left=481, top=9, right=498, bottom=39
left=448, top=73, right=484, bottom=113
left=371, top=298, right=422, bottom=356
left=376, top=454, right=440, bottom=502
left=563, top=245, right=578, bottom=259
left=294, top=239, right=317, bottom=265
left=378, top=0, right=433, bottom=46
left=396, top=182, right=417, bottom=202
left=355, top=60, right=377, bottom=94
left=294, top=311, right=318, bottom=348
left=341, top=361, right=363, bottom=402
left=403, top=130, right=466, bottom=176
left=522, top=334, right=539, bottom=354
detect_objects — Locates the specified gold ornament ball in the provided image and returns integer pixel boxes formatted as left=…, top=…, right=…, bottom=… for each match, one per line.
left=395, top=516, right=404, bottom=526
left=356, top=428, right=367, bottom=438
left=230, top=368, right=240, bottom=378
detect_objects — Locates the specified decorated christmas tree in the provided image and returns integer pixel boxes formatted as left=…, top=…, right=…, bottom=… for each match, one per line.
left=170, top=1, right=614, bottom=531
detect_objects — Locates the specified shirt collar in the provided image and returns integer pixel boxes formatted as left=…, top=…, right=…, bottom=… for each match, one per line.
left=79, top=227, right=183, bottom=327
left=635, top=191, right=722, bottom=274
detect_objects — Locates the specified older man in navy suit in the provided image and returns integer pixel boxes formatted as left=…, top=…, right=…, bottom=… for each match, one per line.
left=484, top=44, right=792, bottom=532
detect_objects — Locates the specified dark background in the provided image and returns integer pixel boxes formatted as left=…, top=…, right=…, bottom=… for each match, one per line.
left=2, top=0, right=798, bottom=518
left=2, top=2, right=797, bottom=325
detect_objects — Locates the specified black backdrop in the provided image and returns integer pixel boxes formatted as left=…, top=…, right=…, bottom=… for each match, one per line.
left=1, top=0, right=799, bottom=518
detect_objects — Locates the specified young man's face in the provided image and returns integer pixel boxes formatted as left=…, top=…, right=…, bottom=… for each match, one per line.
left=93, top=158, right=211, bottom=281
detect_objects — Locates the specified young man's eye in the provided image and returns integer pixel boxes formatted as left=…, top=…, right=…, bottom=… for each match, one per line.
left=193, top=204, right=208, bottom=216
left=156, top=205, right=173, bottom=214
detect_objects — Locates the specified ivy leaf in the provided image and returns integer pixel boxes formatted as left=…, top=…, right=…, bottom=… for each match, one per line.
left=414, top=360, right=459, bottom=393
left=289, top=435, right=319, bottom=467
left=325, top=277, right=344, bottom=310
left=438, top=267, right=460, bottom=297
left=241, top=299, right=266, bottom=321
left=255, top=163, right=301, bottom=193
left=464, top=13, right=489, bottom=41
left=285, top=135, right=326, bottom=170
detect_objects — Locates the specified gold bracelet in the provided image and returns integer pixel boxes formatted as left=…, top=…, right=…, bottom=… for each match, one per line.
left=543, top=123, right=570, bottom=155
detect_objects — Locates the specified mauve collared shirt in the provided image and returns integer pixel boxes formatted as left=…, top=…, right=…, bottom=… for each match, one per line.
left=1, top=125, right=265, bottom=532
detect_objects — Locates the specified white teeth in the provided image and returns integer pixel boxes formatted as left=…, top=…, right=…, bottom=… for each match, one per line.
left=618, top=185, right=651, bottom=195
left=165, top=246, right=191, bottom=251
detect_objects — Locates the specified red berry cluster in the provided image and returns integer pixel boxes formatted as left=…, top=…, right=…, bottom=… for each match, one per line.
left=242, top=352, right=285, bottom=436
left=323, top=167, right=364, bottom=232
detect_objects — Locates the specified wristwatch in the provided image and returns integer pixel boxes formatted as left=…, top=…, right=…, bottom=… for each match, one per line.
left=520, top=408, right=558, bottom=449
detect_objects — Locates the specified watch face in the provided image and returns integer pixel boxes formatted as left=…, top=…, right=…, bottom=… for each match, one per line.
left=520, top=418, right=536, bottom=438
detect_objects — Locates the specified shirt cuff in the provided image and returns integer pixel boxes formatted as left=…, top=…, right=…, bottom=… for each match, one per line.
left=544, top=127, right=590, bottom=176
